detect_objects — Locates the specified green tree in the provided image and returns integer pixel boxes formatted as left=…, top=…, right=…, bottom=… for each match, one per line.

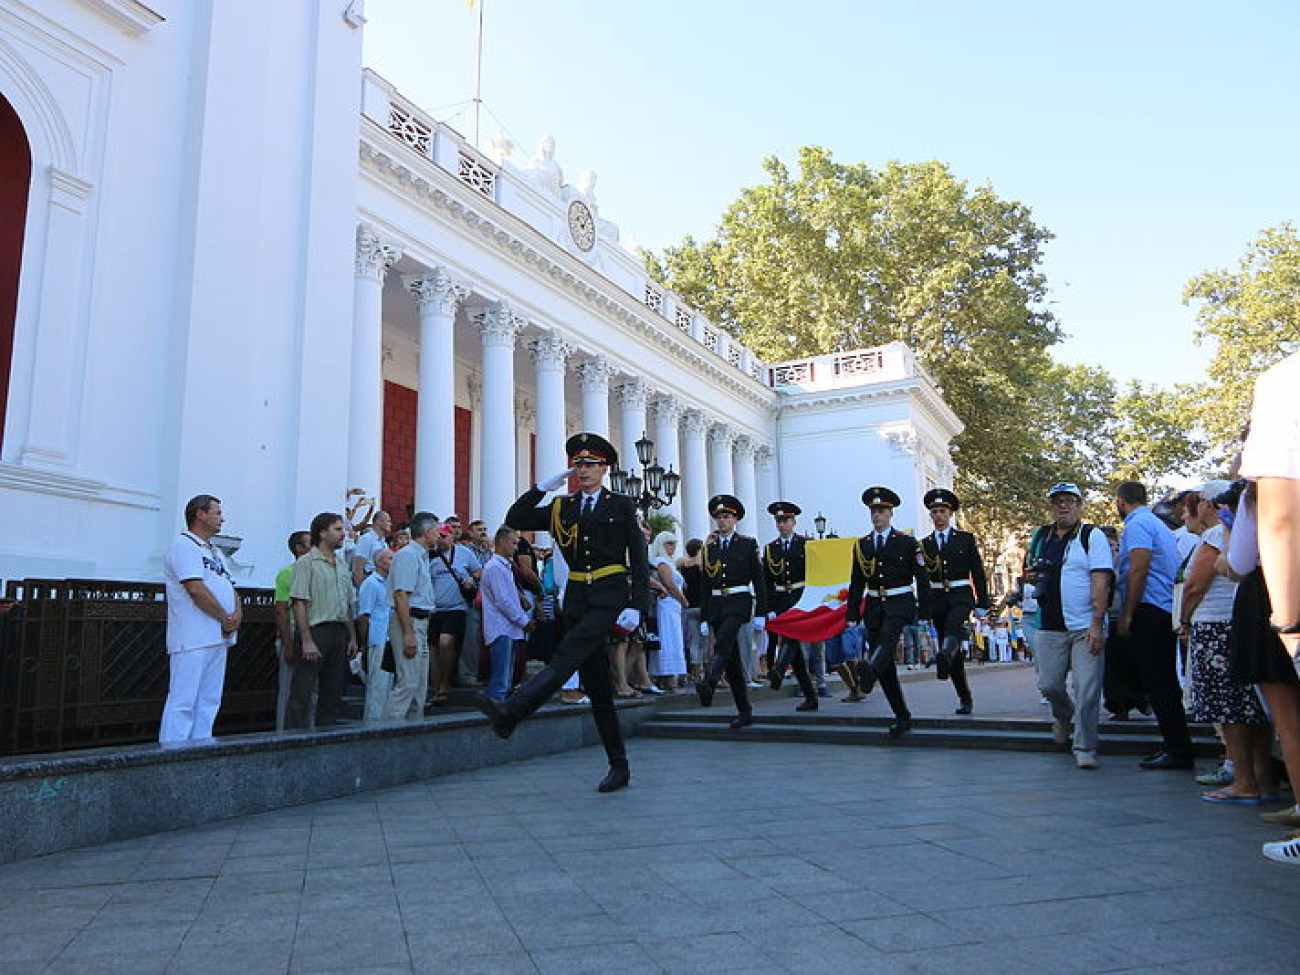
left=652, top=147, right=1061, bottom=535
left=1110, top=381, right=1207, bottom=490
left=1184, top=223, right=1300, bottom=453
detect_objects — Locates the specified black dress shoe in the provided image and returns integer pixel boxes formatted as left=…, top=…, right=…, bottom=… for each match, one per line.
left=695, top=681, right=714, bottom=707
left=856, top=662, right=877, bottom=696
left=935, top=653, right=950, bottom=681
left=886, top=719, right=912, bottom=738
left=730, top=713, right=754, bottom=730
left=597, top=763, right=630, bottom=793
left=954, top=702, right=972, bottom=715
left=795, top=697, right=818, bottom=712
left=473, top=693, right=515, bottom=740
left=1139, top=752, right=1193, bottom=770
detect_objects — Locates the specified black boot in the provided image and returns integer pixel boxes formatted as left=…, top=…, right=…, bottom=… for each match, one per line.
left=477, top=666, right=564, bottom=738
left=598, top=761, right=630, bottom=793
left=695, top=680, right=714, bottom=707
left=857, top=660, right=877, bottom=696
left=473, top=693, right=516, bottom=739
left=796, top=695, right=818, bottom=712
left=935, top=651, right=950, bottom=681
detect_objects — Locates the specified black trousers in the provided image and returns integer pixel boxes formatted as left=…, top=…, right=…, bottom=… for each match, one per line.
left=931, top=590, right=973, bottom=705
left=862, top=595, right=913, bottom=722
left=286, top=621, right=349, bottom=729
left=504, top=583, right=626, bottom=765
left=704, top=607, right=752, bottom=716
left=1130, top=602, right=1192, bottom=759
left=772, top=635, right=816, bottom=698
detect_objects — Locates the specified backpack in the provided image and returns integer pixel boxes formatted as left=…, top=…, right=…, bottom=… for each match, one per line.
left=1027, top=523, right=1115, bottom=608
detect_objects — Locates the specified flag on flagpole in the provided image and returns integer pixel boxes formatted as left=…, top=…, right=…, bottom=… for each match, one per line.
left=766, top=537, right=860, bottom=644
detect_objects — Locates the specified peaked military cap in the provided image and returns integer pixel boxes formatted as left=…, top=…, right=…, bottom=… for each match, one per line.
left=923, top=488, right=960, bottom=511
left=767, top=501, right=802, bottom=519
left=709, top=494, right=745, bottom=519
left=566, top=432, right=617, bottom=468
left=861, top=486, right=902, bottom=508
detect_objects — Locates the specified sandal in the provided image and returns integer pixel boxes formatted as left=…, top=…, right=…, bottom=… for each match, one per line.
left=1200, top=790, right=1263, bottom=804
left=615, top=690, right=642, bottom=699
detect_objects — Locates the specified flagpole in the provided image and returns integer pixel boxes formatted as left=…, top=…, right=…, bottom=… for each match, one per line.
left=472, top=0, right=485, bottom=147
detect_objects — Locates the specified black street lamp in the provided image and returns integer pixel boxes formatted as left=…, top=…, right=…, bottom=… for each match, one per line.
left=614, top=432, right=679, bottom=515
left=814, top=511, right=827, bottom=539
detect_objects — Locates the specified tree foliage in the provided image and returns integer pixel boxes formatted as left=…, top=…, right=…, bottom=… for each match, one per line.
left=1184, top=223, right=1300, bottom=453
left=652, top=147, right=1063, bottom=538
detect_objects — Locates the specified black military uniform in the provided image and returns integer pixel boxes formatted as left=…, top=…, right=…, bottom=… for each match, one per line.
left=763, top=501, right=817, bottom=711
left=845, top=486, right=930, bottom=737
left=920, top=488, right=989, bottom=715
left=696, top=494, right=768, bottom=729
left=476, top=433, right=650, bottom=793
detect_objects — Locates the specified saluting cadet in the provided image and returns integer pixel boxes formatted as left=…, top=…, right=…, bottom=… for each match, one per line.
left=696, top=494, right=768, bottom=729
left=474, top=432, right=649, bottom=794
left=763, top=501, right=818, bottom=712
left=845, top=486, right=930, bottom=737
left=921, top=488, right=990, bottom=715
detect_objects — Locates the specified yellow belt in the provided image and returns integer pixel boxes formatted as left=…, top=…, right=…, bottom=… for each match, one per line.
left=569, top=564, right=627, bottom=584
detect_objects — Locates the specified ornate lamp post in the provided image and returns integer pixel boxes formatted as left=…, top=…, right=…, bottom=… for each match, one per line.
left=612, top=432, right=679, bottom=515
left=814, top=512, right=827, bottom=539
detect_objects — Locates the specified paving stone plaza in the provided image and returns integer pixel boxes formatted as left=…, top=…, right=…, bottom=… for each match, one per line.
left=2, top=668, right=1297, bottom=974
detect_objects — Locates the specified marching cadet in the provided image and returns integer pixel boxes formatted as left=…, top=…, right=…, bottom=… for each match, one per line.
left=475, top=432, right=649, bottom=794
left=921, top=488, right=989, bottom=715
left=696, top=494, right=768, bottom=729
left=845, top=486, right=930, bottom=737
left=763, top=501, right=818, bottom=711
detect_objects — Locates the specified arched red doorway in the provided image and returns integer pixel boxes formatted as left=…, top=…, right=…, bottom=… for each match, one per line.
left=0, top=95, right=31, bottom=453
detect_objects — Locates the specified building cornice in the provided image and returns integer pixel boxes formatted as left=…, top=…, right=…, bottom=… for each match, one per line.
left=0, top=463, right=160, bottom=510
left=358, top=126, right=776, bottom=413
left=74, top=0, right=164, bottom=36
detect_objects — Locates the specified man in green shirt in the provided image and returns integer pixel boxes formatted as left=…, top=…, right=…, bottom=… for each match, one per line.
left=273, top=530, right=310, bottom=730
left=288, top=512, right=358, bottom=729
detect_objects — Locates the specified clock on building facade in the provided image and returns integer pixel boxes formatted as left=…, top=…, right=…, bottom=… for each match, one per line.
left=567, top=199, right=596, bottom=252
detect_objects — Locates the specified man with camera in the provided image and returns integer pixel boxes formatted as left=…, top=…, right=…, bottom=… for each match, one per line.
left=1025, top=483, right=1115, bottom=769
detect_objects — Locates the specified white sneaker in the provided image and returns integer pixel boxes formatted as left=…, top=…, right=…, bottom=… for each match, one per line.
left=1052, top=721, right=1071, bottom=745
left=1075, top=751, right=1099, bottom=770
left=1262, top=834, right=1300, bottom=865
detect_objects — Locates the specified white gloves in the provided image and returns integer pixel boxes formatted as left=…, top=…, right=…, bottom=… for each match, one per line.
left=766, top=611, right=776, bottom=621
left=974, top=609, right=988, bottom=619
left=537, top=468, right=575, bottom=492
left=615, top=608, right=640, bottom=632
left=751, top=616, right=765, bottom=632
left=700, top=621, right=710, bottom=637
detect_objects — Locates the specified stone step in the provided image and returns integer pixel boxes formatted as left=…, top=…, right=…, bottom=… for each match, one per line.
left=637, top=715, right=1219, bottom=757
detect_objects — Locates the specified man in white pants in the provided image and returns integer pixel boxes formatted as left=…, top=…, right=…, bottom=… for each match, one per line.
left=160, top=494, right=240, bottom=743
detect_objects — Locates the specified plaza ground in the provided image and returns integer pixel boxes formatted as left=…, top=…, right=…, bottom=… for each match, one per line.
left=1, top=667, right=1297, bottom=974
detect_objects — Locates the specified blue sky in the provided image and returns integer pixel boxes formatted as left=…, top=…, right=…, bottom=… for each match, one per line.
left=364, top=1, right=1300, bottom=388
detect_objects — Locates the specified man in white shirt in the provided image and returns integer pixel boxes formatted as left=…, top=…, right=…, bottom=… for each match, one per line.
left=1026, top=482, right=1114, bottom=769
left=160, top=494, right=240, bottom=743
left=352, top=510, right=392, bottom=586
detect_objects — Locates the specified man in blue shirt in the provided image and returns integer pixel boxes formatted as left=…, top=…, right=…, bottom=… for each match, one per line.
left=1116, top=480, right=1193, bottom=770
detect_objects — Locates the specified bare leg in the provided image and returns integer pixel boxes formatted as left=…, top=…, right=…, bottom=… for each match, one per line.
left=1258, top=684, right=1300, bottom=809
left=838, top=663, right=862, bottom=702
left=610, top=640, right=633, bottom=696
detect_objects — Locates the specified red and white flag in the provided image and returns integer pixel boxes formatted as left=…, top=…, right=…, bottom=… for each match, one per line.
left=766, top=537, right=859, bottom=644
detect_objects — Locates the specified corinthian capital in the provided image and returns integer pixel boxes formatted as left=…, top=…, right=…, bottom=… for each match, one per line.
left=612, top=378, right=651, bottom=410
left=474, top=303, right=525, bottom=348
left=681, top=409, right=711, bottom=439
left=355, top=224, right=402, bottom=281
left=575, top=356, right=616, bottom=394
left=733, top=435, right=757, bottom=461
left=708, top=422, right=735, bottom=450
left=754, top=444, right=775, bottom=468
left=404, top=268, right=467, bottom=316
left=648, top=395, right=684, bottom=428
left=527, top=332, right=573, bottom=370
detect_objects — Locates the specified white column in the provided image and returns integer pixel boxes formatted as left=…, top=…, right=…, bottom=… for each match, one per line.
left=709, top=423, right=736, bottom=498
left=467, top=373, right=482, bottom=520
left=755, top=445, right=778, bottom=518
left=405, top=268, right=465, bottom=517
left=475, top=304, right=522, bottom=527
left=681, top=410, right=712, bottom=542
left=515, top=394, right=535, bottom=495
left=733, top=436, right=759, bottom=537
left=613, top=378, right=650, bottom=476
left=350, top=224, right=401, bottom=498
left=576, top=356, right=615, bottom=438
left=649, top=395, right=684, bottom=529
left=528, top=332, right=572, bottom=484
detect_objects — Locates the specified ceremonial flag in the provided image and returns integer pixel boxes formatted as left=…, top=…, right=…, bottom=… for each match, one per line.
left=766, top=537, right=859, bottom=644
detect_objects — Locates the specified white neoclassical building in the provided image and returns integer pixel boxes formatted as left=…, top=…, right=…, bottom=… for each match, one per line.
left=0, top=1, right=960, bottom=587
